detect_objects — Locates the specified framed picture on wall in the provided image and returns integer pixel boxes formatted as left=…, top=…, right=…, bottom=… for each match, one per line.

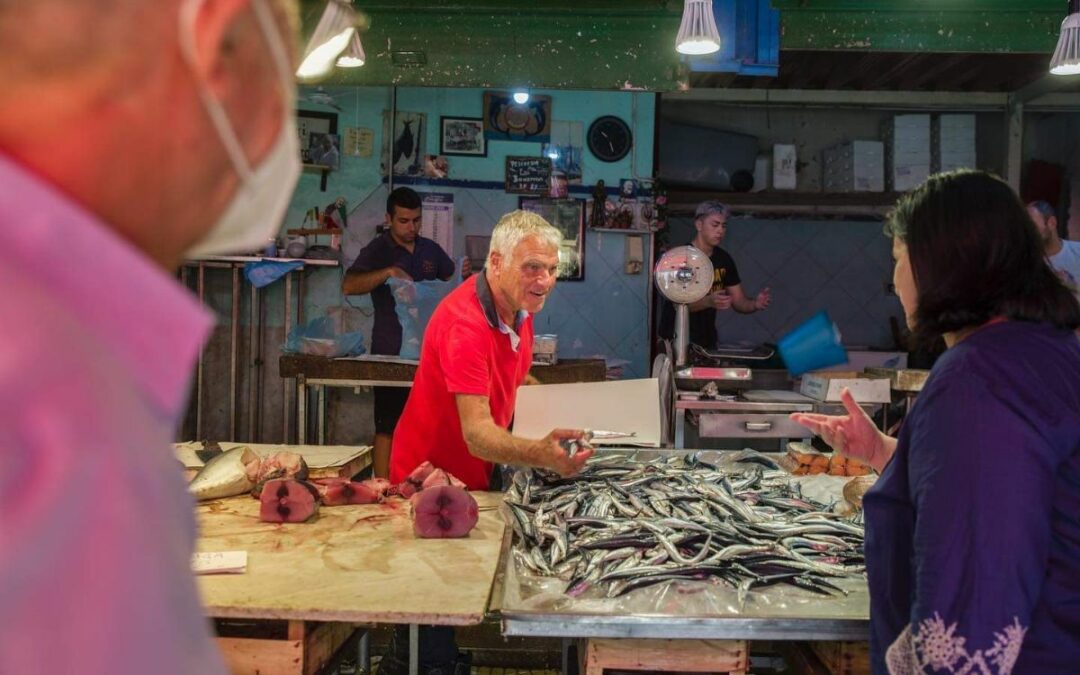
left=440, top=117, right=486, bottom=157
left=519, top=197, right=585, bottom=281
left=297, top=110, right=338, bottom=164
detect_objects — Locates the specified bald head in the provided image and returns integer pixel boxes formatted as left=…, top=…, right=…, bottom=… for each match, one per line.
left=0, top=0, right=302, bottom=269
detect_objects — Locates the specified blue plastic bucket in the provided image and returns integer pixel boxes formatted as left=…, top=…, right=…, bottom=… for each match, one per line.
left=777, top=310, right=848, bottom=376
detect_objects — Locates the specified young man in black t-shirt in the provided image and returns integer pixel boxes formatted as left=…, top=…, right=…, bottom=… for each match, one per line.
left=342, top=187, right=464, bottom=477
left=658, top=201, right=771, bottom=350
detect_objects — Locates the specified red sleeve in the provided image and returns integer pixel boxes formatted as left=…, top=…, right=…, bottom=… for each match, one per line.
left=440, top=319, right=491, bottom=396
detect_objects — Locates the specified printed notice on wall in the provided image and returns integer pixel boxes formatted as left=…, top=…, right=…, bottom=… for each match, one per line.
left=345, top=126, right=374, bottom=157
left=421, top=192, right=454, bottom=257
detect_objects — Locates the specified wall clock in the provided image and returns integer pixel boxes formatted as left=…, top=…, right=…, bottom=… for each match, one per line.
left=587, top=115, right=632, bottom=163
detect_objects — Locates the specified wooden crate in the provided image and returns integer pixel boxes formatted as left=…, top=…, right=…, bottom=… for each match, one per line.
left=581, top=638, right=748, bottom=675
left=809, top=641, right=870, bottom=675
left=217, top=620, right=359, bottom=675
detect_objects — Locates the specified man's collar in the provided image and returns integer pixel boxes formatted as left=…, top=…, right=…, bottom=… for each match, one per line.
left=476, top=271, right=526, bottom=331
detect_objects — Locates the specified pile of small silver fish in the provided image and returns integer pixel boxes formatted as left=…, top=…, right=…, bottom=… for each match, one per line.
left=505, top=453, right=864, bottom=600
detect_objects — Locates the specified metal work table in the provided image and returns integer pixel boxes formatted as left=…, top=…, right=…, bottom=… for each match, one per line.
left=279, top=355, right=609, bottom=444
left=180, top=255, right=339, bottom=444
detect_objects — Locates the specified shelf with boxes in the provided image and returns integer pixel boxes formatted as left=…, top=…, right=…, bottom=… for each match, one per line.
left=666, top=189, right=902, bottom=218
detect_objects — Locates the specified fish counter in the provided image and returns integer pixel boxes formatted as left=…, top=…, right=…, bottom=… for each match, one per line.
left=495, top=451, right=871, bottom=641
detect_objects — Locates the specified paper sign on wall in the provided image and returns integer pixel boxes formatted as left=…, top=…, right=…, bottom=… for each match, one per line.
left=345, top=127, right=374, bottom=157
left=421, top=192, right=454, bottom=257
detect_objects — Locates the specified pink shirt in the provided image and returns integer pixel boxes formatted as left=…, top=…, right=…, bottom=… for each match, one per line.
left=0, top=154, right=227, bottom=673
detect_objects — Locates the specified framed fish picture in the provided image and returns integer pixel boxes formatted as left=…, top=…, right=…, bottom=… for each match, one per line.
left=381, top=110, right=426, bottom=177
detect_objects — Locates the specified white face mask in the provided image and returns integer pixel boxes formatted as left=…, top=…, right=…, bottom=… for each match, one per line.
left=179, top=0, right=301, bottom=257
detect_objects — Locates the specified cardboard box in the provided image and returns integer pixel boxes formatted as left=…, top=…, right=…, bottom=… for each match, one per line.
left=800, top=372, right=892, bottom=403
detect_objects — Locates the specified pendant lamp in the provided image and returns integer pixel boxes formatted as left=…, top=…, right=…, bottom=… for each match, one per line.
left=676, top=0, right=721, bottom=56
left=297, top=0, right=357, bottom=81
left=1050, top=0, right=1080, bottom=75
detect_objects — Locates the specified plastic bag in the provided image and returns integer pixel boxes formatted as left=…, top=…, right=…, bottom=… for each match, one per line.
left=244, top=260, right=304, bottom=288
left=389, top=277, right=457, bottom=359
left=283, top=315, right=366, bottom=358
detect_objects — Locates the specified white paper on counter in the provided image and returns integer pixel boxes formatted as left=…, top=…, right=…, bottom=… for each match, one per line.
left=513, top=378, right=661, bottom=447
left=192, top=551, right=248, bottom=575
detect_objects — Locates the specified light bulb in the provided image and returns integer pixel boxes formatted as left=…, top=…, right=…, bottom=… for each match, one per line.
left=513, top=89, right=530, bottom=104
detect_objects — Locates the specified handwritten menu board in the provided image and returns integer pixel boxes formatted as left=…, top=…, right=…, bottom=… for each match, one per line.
left=505, top=156, right=552, bottom=194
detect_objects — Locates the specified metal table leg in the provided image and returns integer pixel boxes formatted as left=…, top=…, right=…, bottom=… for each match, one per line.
left=675, top=408, right=686, bottom=449
left=230, top=265, right=239, bottom=441
left=561, top=637, right=571, bottom=675
left=298, top=374, right=307, bottom=444
left=196, top=263, right=206, bottom=438
left=358, top=629, right=370, bottom=675
left=317, top=384, right=326, bottom=445
left=408, top=624, right=419, bottom=675
left=283, top=271, right=293, bottom=443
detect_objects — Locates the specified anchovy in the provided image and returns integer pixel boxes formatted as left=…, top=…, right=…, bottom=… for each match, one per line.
left=506, top=453, right=866, bottom=602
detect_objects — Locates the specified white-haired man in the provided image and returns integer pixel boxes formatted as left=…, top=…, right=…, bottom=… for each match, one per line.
left=1, top=1, right=301, bottom=672
left=384, top=209, right=589, bottom=675
left=390, top=209, right=590, bottom=488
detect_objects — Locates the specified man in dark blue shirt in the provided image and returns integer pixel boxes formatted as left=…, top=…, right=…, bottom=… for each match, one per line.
left=342, top=187, right=459, bottom=477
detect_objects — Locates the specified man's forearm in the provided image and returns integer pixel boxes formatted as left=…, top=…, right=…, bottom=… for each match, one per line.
left=732, top=297, right=757, bottom=313
left=342, top=268, right=392, bottom=295
left=462, top=418, right=550, bottom=468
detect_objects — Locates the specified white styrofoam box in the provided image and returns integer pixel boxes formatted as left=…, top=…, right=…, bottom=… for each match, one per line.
left=823, top=140, right=884, bottom=192
left=751, top=154, right=770, bottom=192
left=892, top=163, right=931, bottom=192
left=932, top=114, right=976, bottom=173
left=816, top=350, right=907, bottom=371
left=939, top=114, right=975, bottom=128
left=773, top=144, right=797, bottom=190
left=800, top=373, right=892, bottom=403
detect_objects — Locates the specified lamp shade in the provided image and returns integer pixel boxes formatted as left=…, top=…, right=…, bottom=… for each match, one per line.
left=676, top=0, right=721, bottom=55
left=336, top=32, right=366, bottom=68
left=297, top=0, right=357, bottom=81
left=1050, top=11, right=1080, bottom=76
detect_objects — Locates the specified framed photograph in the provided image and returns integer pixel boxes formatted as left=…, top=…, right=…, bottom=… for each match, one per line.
left=519, top=197, right=586, bottom=281
left=297, top=110, right=338, bottom=164
left=440, top=116, right=486, bottom=157
left=307, top=133, right=340, bottom=169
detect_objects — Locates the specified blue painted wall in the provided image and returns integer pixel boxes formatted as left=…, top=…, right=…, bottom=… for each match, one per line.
left=288, top=85, right=658, bottom=379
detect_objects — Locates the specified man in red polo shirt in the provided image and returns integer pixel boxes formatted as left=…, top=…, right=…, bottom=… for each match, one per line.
left=390, top=209, right=591, bottom=489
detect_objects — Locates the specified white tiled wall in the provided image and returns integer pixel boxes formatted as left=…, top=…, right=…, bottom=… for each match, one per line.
left=667, top=216, right=904, bottom=349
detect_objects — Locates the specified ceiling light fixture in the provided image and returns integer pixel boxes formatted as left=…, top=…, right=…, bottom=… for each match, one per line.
left=513, top=89, right=530, bottom=104
left=297, top=0, right=358, bottom=82
left=675, top=0, right=721, bottom=56
left=1050, top=0, right=1080, bottom=75
left=336, top=31, right=366, bottom=68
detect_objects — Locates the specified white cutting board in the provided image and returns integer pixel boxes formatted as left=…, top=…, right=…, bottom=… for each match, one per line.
left=513, top=378, right=661, bottom=447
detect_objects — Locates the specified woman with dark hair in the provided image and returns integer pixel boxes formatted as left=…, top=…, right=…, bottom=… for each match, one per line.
left=792, top=170, right=1080, bottom=674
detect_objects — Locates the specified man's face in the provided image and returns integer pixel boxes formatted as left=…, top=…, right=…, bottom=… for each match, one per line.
left=1027, top=206, right=1056, bottom=246
left=695, top=213, right=727, bottom=248
left=491, top=236, right=560, bottom=315
left=386, top=206, right=421, bottom=245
